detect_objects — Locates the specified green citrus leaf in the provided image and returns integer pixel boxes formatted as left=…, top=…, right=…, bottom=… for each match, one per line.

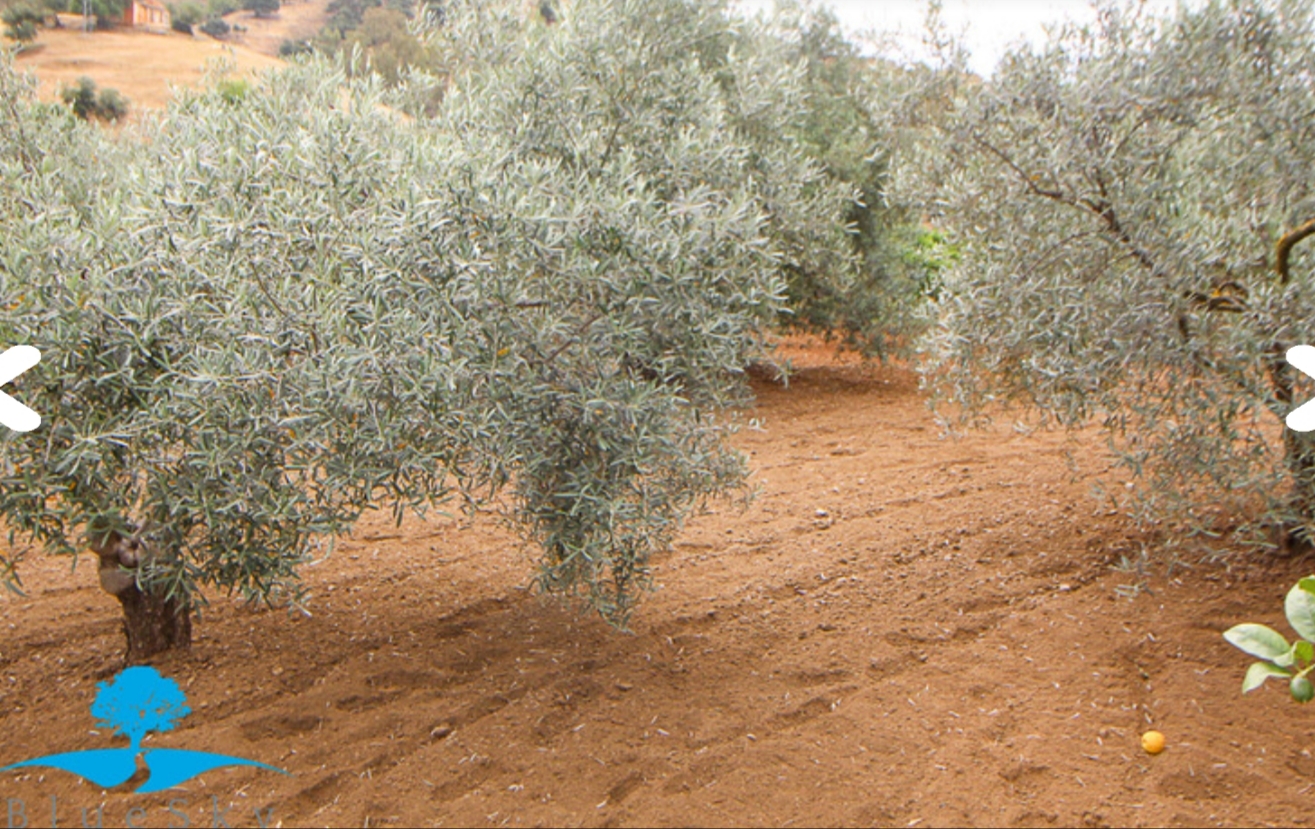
left=1243, top=661, right=1290, bottom=693
left=1299, top=577, right=1315, bottom=597
left=1287, top=583, right=1315, bottom=642
left=1224, top=624, right=1290, bottom=660
left=1296, top=640, right=1314, bottom=665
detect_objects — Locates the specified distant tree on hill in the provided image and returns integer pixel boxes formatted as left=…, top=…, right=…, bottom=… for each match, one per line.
left=322, top=0, right=410, bottom=39
left=198, top=14, right=228, bottom=36
left=168, top=1, right=202, bottom=33
left=32, top=0, right=66, bottom=27
left=60, top=76, right=129, bottom=121
left=278, top=37, right=312, bottom=56
left=204, top=0, right=238, bottom=16
left=242, top=0, right=277, bottom=18
left=3, top=3, right=43, bottom=41
left=68, top=0, right=127, bottom=28
left=344, top=6, right=426, bottom=84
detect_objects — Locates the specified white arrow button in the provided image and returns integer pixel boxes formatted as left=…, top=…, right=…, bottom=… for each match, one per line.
left=1286, top=345, right=1315, bottom=432
left=0, top=346, right=42, bottom=433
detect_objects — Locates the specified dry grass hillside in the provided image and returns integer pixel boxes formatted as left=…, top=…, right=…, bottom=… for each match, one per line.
left=10, top=18, right=283, bottom=111
left=225, top=0, right=330, bottom=57
left=4, top=0, right=331, bottom=114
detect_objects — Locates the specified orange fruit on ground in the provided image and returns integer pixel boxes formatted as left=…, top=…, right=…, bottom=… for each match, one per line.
left=1141, top=730, right=1166, bottom=755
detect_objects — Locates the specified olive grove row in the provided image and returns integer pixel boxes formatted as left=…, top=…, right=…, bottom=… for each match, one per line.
left=1, top=0, right=1311, bottom=661
left=0, top=0, right=924, bottom=658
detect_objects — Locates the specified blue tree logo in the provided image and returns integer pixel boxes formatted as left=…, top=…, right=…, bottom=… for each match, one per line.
left=91, top=667, right=191, bottom=752
left=0, top=666, right=286, bottom=793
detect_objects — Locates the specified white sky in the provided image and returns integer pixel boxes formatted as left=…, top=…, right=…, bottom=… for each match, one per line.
left=730, top=0, right=1185, bottom=76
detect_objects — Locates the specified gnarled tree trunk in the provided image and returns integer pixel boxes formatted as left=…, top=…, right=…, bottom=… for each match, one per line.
left=1270, top=219, right=1315, bottom=550
left=91, top=530, right=192, bottom=662
left=113, top=582, right=192, bottom=663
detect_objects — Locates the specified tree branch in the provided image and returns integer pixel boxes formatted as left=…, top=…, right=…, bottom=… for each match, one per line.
left=972, top=132, right=1242, bottom=349
left=973, top=132, right=1161, bottom=273
left=1276, top=218, right=1315, bottom=285
left=971, top=132, right=1065, bottom=201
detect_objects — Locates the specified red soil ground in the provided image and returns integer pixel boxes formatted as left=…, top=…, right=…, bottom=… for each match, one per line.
left=1, top=341, right=1312, bottom=827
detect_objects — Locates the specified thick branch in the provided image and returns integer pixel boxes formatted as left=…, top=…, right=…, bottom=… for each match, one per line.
left=973, top=132, right=1161, bottom=274
left=1276, top=219, right=1315, bottom=285
left=1269, top=218, right=1315, bottom=441
left=971, top=132, right=1066, bottom=201
left=972, top=132, right=1251, bottom=346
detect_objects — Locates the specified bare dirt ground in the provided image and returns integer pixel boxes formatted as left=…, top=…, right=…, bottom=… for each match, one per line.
left=219, top=0, right=331, bottom=59
left=10, top=20, right=283, bottom=111
left=2, top=340, right=1314, bottom=828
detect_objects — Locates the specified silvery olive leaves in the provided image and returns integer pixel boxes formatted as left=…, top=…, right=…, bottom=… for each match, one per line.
left=0, top=0, right=877, bottom=634
left=912, top=0, right=1315, bottom=551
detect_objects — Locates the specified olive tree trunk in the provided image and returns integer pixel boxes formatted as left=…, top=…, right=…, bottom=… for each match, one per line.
left=112, top=582, right=192, bottom=663
left=1272, top=220, right=1315, bottom=549
left=91, top=530, right=192, bottom=662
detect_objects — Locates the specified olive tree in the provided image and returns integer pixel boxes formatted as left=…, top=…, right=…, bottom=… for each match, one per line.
left=733, top=1, right=943, bottom=356
left=0, top=0, right=860, bottom=659
left=916, top=0, right=1315, bottom=550
left=397, top=0, right=916, bottom=354
left=1, top=62, right=488, bottom=659
left=396, top=0, right=864, bottom=619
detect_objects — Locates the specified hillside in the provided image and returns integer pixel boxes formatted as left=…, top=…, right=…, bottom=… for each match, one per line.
left=6, top=0, right=334, bottom=110
left=9, top=17, right=284, bottom=111
left=222, top=0, right=330, bottom=58
left=2, top=0, right=433, bottom=113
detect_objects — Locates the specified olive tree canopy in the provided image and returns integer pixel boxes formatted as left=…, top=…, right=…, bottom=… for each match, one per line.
left=914, top=0, right=1315, bottom=549
left=0, top=0, right=876, bottom=658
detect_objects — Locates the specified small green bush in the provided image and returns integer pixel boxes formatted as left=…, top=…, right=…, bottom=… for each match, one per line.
left=59, top=76, right=96, bottom=119
left=59, top=76, right=127, bottom=122
left=198, top=16, right=229, bottom=37
left=342, top=7, right=426, bottom=85
left=215, top=77, right=249, bottom=104
left=95, top=86, right=127, bottom=121
left=169, top=1, right=203, bottom=33
left=2, top=4, right=42, bottom=42
left=278, top=38, right=312, bottom=57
